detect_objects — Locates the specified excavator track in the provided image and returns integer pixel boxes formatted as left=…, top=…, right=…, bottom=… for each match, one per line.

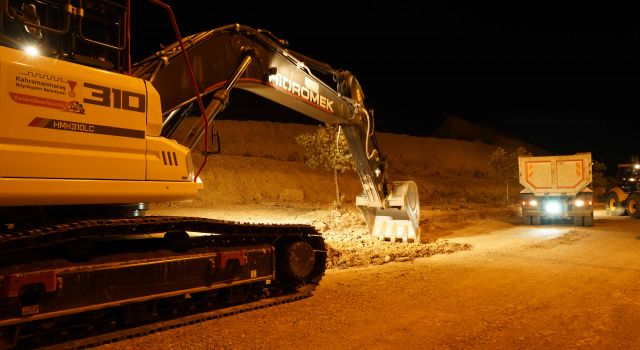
left=0, top=217, right=326, bottom=349
left=0, top=216, right=318, bottom=258
left=40, top=285, right=315, bottom=350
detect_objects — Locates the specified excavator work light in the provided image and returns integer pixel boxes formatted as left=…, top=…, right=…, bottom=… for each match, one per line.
left=24, top=45, right=39, bottom=56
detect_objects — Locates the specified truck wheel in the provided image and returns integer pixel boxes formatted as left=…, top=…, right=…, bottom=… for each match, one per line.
left=627, top=193, right=640, bottom=218
left=583, top=216, right=594, bottom=227
left=522, top=216, right=532, bottom=225
left=573, top=217, right=583, bottom=226
left=531, top=216, right=541, bottom=225
left=605, top=192, right=625, bottom=216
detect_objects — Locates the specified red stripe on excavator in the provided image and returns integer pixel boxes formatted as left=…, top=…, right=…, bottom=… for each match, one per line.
left=1, top=271, right=57, bottom=298
left=28, top=117, right=48, bottom=127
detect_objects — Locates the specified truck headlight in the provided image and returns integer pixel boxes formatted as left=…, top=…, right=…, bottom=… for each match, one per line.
left=575, top=199, right=585, bottom=207
left=529, top=199, right=538, bottom=207
left=544, top=201, right=562, bottom=214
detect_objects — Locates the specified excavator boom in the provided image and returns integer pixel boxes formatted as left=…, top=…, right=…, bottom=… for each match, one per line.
left=133, top=24, right=420, bottom=242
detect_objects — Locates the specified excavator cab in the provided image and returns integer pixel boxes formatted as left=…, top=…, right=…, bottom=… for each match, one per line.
left=0, top=0, right=200, bottom=218
left=0, top=0, right=128, bottom=71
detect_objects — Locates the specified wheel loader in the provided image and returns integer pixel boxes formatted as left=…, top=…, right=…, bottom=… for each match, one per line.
left=604, top=161, right=640, bottom=218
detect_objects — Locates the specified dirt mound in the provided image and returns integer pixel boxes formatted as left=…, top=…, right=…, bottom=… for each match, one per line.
left=183, top=120, right=510, bottom=205
left=151, top=204, right=517, bottom=270
left=189, top=155, right=362, bottom=205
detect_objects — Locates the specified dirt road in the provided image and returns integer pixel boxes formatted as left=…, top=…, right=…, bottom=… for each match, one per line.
left=99, top=211, right=640, bottom=349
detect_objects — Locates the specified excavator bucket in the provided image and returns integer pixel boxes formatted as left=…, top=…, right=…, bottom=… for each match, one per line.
left=357, top=181, right=420, bottom=243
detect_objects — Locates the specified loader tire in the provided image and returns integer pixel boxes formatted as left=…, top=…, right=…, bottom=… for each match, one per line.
left=626, top=193, right=640, bottom=218
left=573, top=216, right=583, bottom=226
left=605, top=192, right=625, bottom=216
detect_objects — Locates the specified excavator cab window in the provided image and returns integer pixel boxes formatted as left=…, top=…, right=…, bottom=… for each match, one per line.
left=1, top=0, right=64, bottom=48
left=0, top=0, right=128, bottom=71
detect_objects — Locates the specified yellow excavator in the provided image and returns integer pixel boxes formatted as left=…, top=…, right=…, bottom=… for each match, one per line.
left=0, top=0, right=419, bottom=348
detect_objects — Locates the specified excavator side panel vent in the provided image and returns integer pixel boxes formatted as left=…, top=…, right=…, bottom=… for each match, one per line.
left=161, top=151, right=179, bottom=166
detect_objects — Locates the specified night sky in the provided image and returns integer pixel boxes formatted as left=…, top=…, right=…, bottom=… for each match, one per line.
left=131, top=3, right=640, bottom=171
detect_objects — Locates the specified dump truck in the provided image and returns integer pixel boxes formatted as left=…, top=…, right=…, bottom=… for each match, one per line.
left=519, top=153, right=593, bottom=226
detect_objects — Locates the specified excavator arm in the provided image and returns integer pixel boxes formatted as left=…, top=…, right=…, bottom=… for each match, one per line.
left=133, top=24, right=420, bottom=242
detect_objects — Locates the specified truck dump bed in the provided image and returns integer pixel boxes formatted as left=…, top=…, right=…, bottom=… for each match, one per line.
left=518, top=153, right=592, bottom=196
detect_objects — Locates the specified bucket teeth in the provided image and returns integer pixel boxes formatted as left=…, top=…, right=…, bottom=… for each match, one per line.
left=357, top=181, right=420, bottom=243
left=371, top=216, right=416, bottom=243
